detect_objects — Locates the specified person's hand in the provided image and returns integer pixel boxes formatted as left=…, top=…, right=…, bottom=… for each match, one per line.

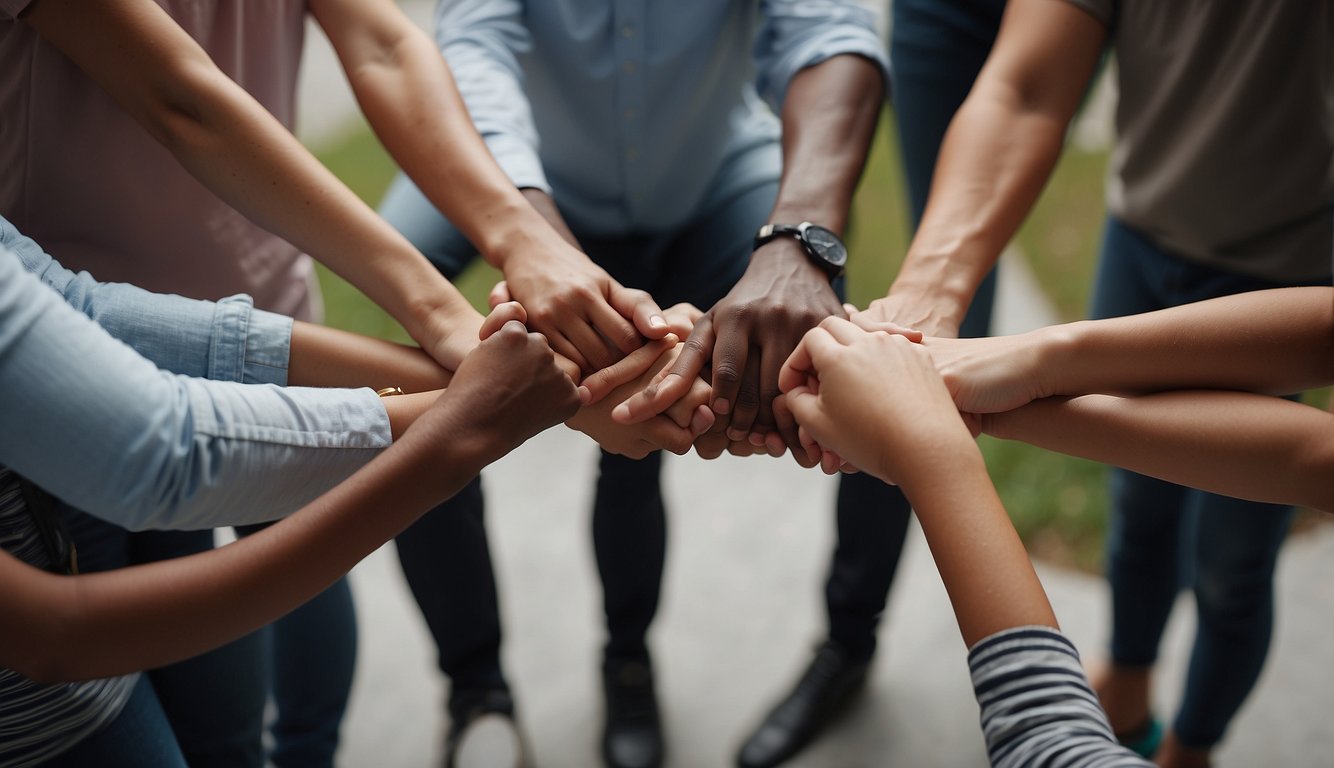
left=779, top=317, right=974, bottom=486
left=852, top=291, right=959, bottom=339
left=567, top=339, right=715, bottom=458
left=613, top=240, right=843, bottom=455
left=500, top=243, right=672, bottom=374
left=921, top=332, right=1051, bottom=416
left=441, top=320, right=581, bottom=462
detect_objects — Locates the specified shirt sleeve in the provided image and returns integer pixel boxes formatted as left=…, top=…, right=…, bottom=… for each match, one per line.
left=435, top=0, right=550, bottom=193
left=0, top=248, right=392, bottom=532
left=1061, top=0, right=1115, bottom=26
left=0, top=217, right=293, bottom=385
left=967, top=626, right=1154, bottom=768
left=754, top=0, right=891, bottom=114
left=0, top=0, right=34, bottom=20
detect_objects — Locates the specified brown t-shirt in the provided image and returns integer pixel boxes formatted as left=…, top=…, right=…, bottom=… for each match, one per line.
left=1065, top=0, right=1332, bottom=281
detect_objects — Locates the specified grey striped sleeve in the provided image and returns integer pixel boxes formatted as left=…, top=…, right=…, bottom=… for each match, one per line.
left=968, top=626, right=1153, bottom=768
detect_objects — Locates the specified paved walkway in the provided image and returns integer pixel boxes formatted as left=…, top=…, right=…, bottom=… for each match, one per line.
left=296, top=8, right=1334, bottom=766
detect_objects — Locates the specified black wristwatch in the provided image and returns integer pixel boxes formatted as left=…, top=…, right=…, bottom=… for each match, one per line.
left=753, top=221, right=847, bottom=280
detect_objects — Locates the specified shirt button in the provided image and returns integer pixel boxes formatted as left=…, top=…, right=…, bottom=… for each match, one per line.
left=621, top=24, right=635, bottom=38
left=626, top=147, right=639, bottom=161
left=623, top=60, right=637, bottom=75
left=624, top=108, right=637, bottom=121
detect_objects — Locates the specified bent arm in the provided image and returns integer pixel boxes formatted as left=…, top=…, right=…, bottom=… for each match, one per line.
left=0, top=254, right=395, bottom=532
left=987, top=392, right=1334, bottom=513
left=881, top=0, right=1106, bottom=335
left=311, top=0, right=569, bottom=270
left=21, top=0, right=482, bottom=367
left=0, top=385, right=484, bottom=683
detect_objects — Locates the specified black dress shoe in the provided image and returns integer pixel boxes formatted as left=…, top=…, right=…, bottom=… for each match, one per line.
left=445, top=688, right=528, bottom=768
left=602, top=656, right=664, bottom=768
left=735, top=641, right=870, bottom=768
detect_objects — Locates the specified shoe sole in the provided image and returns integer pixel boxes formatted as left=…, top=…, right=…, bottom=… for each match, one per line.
left=452, top=713, right=526, bottom=768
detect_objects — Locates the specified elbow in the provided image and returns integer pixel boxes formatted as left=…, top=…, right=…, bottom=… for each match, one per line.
left=136, top=56, right=236, bottom=152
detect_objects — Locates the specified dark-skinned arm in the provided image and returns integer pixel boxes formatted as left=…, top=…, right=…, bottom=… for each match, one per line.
left=615, top=54, right=884, bottom=463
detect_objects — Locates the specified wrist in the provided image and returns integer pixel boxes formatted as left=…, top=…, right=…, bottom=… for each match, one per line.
left=1034, top=322, right=1084, bottom=397
left=474, top=199, right=566, bottom=270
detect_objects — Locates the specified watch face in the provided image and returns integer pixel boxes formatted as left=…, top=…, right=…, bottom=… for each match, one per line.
left=804, top=225, right=848, bottom=268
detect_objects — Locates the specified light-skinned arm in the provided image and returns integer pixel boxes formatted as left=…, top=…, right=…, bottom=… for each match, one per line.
left=779, top=318, right=1057, bottom=645
left=923, top=286, right=1334, bottom=414
left=22, top=0, right=482, bottom=368
left=857, top=0, right=1107, bottom=337
left=0, top=320, right=580, bottom=684
left=986, top=391, right=1334, bottom=513
left=311, top=0, right=671, bottom=376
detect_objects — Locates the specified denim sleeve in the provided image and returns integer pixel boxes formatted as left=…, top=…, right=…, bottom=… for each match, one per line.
left=435, top=0, right=550, bottom=193
left=0, top=249, right=392, bottom=532
left=0, top=217, right=293, bottom=385
left=755, top=0, right=891, bottom=113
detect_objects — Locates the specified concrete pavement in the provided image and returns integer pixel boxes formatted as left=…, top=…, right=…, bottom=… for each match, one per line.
left=294, top=7, right=1334, bottom=766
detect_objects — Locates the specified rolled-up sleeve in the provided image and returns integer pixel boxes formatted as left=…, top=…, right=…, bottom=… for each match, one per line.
left=436, top=0, right=550, bottom=192
left=754, top=0, right=890, bottom=113
left=0, top=250, right=392, bottom=532
left=1, top=217, right=294, bottom=385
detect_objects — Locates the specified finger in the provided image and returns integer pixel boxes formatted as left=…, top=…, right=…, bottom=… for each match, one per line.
left=690, top=404, right=715, bottom=436
left=842, top=302, right=859, bottom=317
left=693, top=431, right=728, bottom=460
left=708, top=321, right=750, bottom=421
left=778, top=330, right=820, bottom=394
left=854, top=317, right=924, bottom=342
left=662, top=302, right=704, bottom=332
left=820, top=447, right=842, bottom=475
left=817, top=315, right=871, bottom=344
left=608, top=284, right=672, bottom=342
left=771, top=393, right=807, bottom=463
left=479, top=301, right=528, bottom=340
left=562, top=314, right=622, bottom=372
left=489, top=280, right=513, bottom=309
left=579, top=337, right=675, bottom=406
left=541, top=329, right=591, bottom=374
left=756, top=342, right=787, bottom=432
left=613, top=317, right=714, bottom=423
left=641, top=415, right=695, bottom=456
left=726, top=349, right=761, bottom=441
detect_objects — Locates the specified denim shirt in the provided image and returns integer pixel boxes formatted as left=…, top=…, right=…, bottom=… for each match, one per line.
left=0, top=219, right=392, bottom=531
left=436, top=0, right=889, bottom=236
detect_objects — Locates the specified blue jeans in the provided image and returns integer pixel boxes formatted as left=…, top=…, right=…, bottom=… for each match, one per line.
left=42, top=676, right=187, bottom=768
left=1093, top=216, right=1329, bottom=749
left=57, top=511, right=268, bottom=768
left=379, top=170, right=773, bottom=695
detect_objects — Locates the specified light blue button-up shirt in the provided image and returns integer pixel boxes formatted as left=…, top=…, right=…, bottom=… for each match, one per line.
left=436, top=0, right=888, bottom=236
left=0, top=218, right=392, bottom=532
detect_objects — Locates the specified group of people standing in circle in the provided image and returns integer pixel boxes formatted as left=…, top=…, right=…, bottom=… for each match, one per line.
left=0, top=1, right=1329, bottom=768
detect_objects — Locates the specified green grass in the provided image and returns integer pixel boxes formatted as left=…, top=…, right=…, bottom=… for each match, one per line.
left=311, top=107, right=1115, bottom=570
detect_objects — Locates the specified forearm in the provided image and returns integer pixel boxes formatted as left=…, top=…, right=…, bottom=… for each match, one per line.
left=987, top=392, right=1334, bottom=513
left=1042, top=287, right=1334, bottom=396
left=886, top=0, right=1105, bottom=334
left=24, top=0, right=480, bottom=361
left=332, top=12, right=568, bottom=270
left=3, top=394, right=492, bottom=683
left=769, top=55, right=883, bottom=232
left=288, top=322, right=452, bottom=393
left=902, top=444, right=1058, bottom=647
